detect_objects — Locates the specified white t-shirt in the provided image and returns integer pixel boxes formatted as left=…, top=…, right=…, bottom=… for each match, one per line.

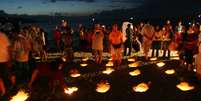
left=0, top=32, right=10, bottom=62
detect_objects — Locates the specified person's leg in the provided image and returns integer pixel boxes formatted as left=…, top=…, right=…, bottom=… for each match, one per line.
left=0, top=78, right=6, bottom=95
left=128, top=42, right=132, bottom=56
left=117, top=48, right=122, bottom=66
left=124, top=43, right=128, bottom=56
left=98, top=50, right=103, bottom=64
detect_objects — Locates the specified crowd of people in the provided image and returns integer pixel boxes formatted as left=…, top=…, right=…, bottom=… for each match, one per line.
left=0, top=19, right=201, bottom=98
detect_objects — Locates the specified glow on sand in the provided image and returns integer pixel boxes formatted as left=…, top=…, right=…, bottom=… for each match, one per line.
left=176, top=82, right=194, bottom=91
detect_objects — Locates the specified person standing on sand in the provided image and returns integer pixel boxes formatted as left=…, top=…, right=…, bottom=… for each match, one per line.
left=141, top=23, right=155, bottom=60
left=109, top=24, right=123, bottom=66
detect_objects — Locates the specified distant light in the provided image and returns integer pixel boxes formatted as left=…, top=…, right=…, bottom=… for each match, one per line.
left=198, top=14, right=201, bottom=18
left=189, top=22, right=191, bottom=25
left=130, top=17, right=134, bottom=20
left=92, top=18, right=95, bottom=22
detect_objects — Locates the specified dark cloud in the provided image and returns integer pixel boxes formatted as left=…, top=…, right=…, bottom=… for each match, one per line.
left=17, top=6, right=22, bottom=9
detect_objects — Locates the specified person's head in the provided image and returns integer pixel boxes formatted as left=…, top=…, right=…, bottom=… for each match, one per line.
left=112, top=24, right=118, bottom=31
left=127, top=24, right=131, bottom=28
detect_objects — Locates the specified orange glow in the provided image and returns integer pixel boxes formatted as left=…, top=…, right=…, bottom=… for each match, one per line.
left=128, top=61, right=141, bottom=68
left=96, top=81, right=110, bottom=93
left=70, top=69, right=81, bottom=78
left=106, top=61, right=114, bottom=67
left=10, top=90, right=29, bottom=101
left=64, top=87, right=79, bottom=95
left=102, top=67, right=115, bottom=75
left=129, top=69, right=141, bottom=76
left=133, top=83, right=149, bottom=92
left=176, top=82, right=194, bottom=91
left=165, top=69, right=175, bottom=75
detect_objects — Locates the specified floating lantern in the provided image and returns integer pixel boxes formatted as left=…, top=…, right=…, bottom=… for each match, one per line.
left=10, top=89, right=29, bottom=101
left=133, top=83, right=149, bottom=93
left=106, top=61, right=114, bottom=67
left=129, top=69, right=141, bottom=76
left=96, top=81, right=110, bottom=93
left=128, top=61, right=141, bottom=68
left=150, top=57, right=157, bottom=61
left=176, top=82, right=194, bottom=91
left=165, top=69, right=175, bottom=75
left=70, top=69, right=81, bottom=78
left=156, top=62, right=165, bottom=67
left=64, top=87, right=79, bottom=95
left=80, top=63, right=88, bottom=67
left=128, top=58, right=136, bottom=62
left=102, top=67, right=115, bottom=75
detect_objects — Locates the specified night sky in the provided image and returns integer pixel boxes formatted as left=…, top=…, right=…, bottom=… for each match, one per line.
left=0, top=0, right=201, bottom=16
left=0, top=0, right=145, bottom=15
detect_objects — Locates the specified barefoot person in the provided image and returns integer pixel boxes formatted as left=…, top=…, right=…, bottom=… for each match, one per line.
left=92, top=24, right=104, bottom=64
left=109, top=24, right=123, bottom=66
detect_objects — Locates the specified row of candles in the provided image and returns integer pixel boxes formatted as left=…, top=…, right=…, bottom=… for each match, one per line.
left=10, top=54, right=195, bottom=101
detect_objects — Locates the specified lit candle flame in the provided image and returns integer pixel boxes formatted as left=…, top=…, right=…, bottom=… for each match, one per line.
left=133, top=83, right=149, bottom=93
left=64, top=87, right=78, bottom=95
left=150, top=57, right=157, bottom=61
left=106, top=61, right=114, bottom=67
left=128, top=61, right=141, bottom=68
left=128, top=58, right=136, bottom=62
left=129, top=69, right=141, bottom=76
left=80, top=63, right=88, bottom=67
left=176, top=82, right=194, bottom=91
left=10, top=90, right=29, bottom=101
left=70, top=73, right=81, bottom=78
left=165, top=69, right=175, bottom=75
left=156, top=62, right=165, bottom=67
left=82, top=57, right=89, bottom=61
left=96, top=81, right=110, bottom=93
left=102, top=67, right=115, bottom=75
left=170, top=57, right=180, bottom=60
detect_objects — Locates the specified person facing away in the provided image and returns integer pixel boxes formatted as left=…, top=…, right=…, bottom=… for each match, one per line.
left=92, top=24, right=104, bottom=64
left=12, top=28, right=32, bottom=85
left=124, top=24, right=133, bottom=56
